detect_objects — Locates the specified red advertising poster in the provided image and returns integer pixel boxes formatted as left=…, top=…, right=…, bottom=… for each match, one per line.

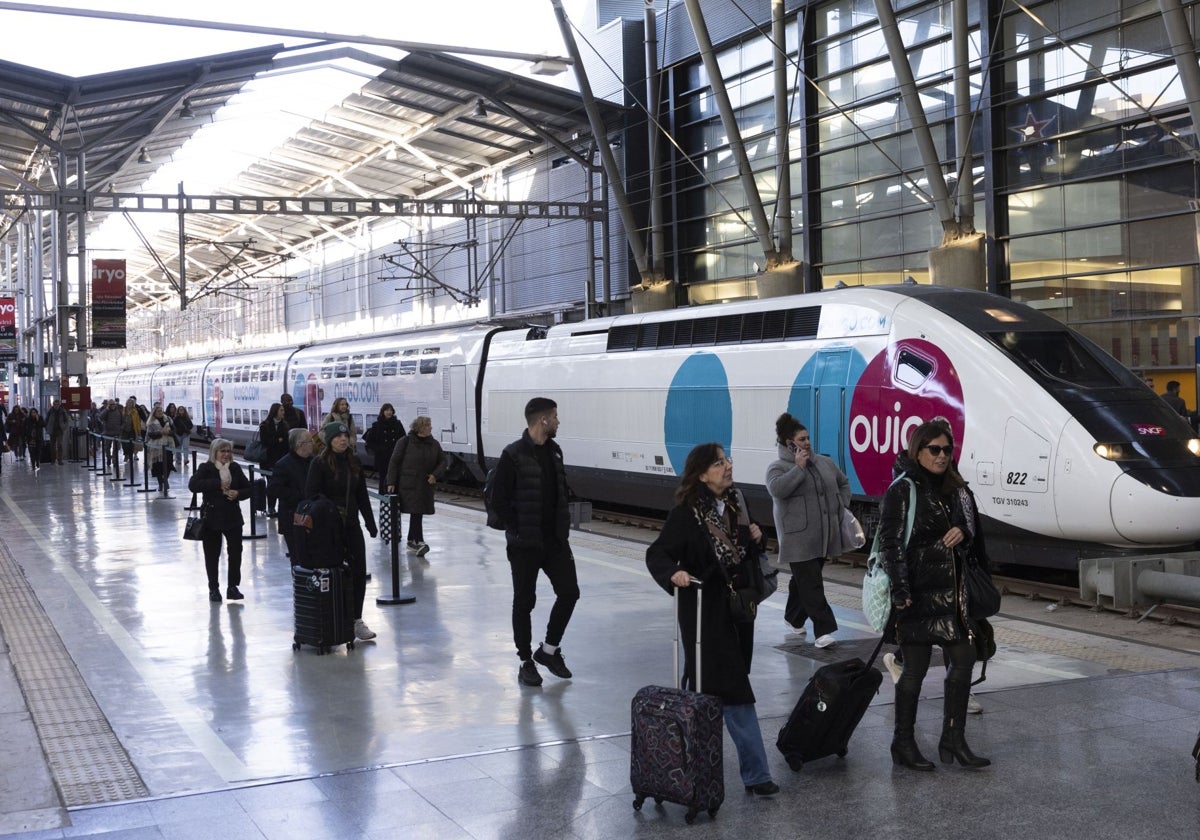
left=91, top=259, right=127, bottom=349
left=0, top=296, right=15, bottom=361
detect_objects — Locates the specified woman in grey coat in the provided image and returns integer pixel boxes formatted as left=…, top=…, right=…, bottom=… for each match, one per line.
left=385, top=415, right=447, bottom=557
left=765, top=412, right=851, bottom=648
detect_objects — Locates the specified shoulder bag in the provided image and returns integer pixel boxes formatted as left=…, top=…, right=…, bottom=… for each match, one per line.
left=861, top=476, right=916, bottom=632
left=244, top=434, right=265, bottom=464
left=840, top=507, right=866, bottom=551
left=965, top=558, right=1001, bottom=618
left=183, top=510, right=206, bottom=540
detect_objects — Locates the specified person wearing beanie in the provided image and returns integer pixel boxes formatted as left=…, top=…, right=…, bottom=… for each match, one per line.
left=487, top=396, right=580, bottom=687
left=306, top=420, right=379, bottom=641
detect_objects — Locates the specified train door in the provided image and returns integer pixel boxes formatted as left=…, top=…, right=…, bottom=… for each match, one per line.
left=449, top=365, right=468, bottom=444
left=813, top=348, right=853, bottom=467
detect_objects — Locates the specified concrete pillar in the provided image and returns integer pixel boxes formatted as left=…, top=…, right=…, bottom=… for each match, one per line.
left=630, top=279, right=676, bottom=313
left=755, top=262, right=805, bottom=299
left=929, top=233, right=985, bottom=290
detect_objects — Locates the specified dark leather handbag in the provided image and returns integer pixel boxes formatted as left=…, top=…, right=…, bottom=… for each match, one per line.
left=965, top=559, right=1001, bottom=618
left=182, top=513, right=206, bottom=541
left=726, top=584, right=758, bottom=623
left=970, top=618, right=996, bottom=686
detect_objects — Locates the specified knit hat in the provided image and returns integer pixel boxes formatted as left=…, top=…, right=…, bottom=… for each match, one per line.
left=321, top=421, right=349, bottom=446
left=524, top=396, right=557, bottom=422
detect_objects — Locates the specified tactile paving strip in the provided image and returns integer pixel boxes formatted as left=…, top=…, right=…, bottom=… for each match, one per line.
left=0, top=540, right=148, bottom=806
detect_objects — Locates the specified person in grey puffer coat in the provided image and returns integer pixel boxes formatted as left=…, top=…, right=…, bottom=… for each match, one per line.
left=765, top=412, right=850, bottom=649
left=878, top=420, right=991, bottom=772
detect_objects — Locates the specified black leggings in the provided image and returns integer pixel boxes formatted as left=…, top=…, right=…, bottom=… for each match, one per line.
left=895, top=640, right=976, bottom=698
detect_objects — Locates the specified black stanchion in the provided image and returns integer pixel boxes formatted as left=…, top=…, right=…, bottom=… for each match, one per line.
left=68, top=428, right=84, bottom=463
left=376, top=495, right=416, bottom=606
left=126, top=447, right=141, bottom=487
left=185, top=451, right=200, bottom=511
left=137, top=448, right=156, bottom=493
left=86, top=432, right=100, bottom=472
left=108, top=438, right=124, bottom=481
left=242, top=464, right=266, bottom=540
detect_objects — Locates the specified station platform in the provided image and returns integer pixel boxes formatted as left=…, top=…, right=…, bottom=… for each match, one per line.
left=1, top=454, right=1199, bottom=839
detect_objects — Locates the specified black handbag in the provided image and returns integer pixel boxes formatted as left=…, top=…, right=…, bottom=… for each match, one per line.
left=726, top=584, right=758, bottom=623
left=965, top=559, right=1001, bottom=618
left=183, top=513, right=206, bottom=541
left=970, top=618, right=996, bottom=686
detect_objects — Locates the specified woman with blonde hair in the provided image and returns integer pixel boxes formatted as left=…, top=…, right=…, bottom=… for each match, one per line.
left=188, top=438, right=250, bottom=603
left=386, top=415, right=446, bottom=557
left=321, top=397, right=357, bottom=448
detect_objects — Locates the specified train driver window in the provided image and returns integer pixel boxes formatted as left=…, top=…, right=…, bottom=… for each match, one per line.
left=989, top=331, right=1124, bottom=389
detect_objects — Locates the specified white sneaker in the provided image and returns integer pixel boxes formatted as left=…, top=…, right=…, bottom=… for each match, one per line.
left=354, top=620, right=377, bottom=641
left=414, top=541, right=430, bottom=557
left=967, top=694, right=983, bottom=714
left=882, top=652, right=903, bottom=684
left=814, top=634, right=837, bottom=649
left=786, top=624, right=807, bottom=638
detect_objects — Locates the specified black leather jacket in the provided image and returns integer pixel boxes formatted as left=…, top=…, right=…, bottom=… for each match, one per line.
left=878, top=454, right=985, bottom=645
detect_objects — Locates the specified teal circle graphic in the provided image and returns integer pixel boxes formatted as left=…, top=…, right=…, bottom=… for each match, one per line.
left=664, top=353, right=732, bottom=476
left=787, top=347, right=869, bottom=494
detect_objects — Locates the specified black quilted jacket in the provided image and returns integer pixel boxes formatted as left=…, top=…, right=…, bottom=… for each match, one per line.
left=878, top=454, right=983, bottom=645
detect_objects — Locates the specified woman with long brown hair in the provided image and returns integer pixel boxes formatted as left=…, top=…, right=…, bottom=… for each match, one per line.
left=646, top=442, right=779, bottom=797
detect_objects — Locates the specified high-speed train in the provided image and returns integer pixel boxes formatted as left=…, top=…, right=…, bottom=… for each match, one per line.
left=89, top=284, right=1200, bottom=568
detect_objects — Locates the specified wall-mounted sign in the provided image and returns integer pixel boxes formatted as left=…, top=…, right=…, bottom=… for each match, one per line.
left=0, top=296, right=15, bottom=361
left=91, top=259, right=127, bottom=349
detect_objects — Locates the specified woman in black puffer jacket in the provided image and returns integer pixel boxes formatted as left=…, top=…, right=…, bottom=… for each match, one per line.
left=879, top=420, right=990, bottom=772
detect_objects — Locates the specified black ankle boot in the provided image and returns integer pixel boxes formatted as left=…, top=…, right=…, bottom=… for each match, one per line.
left=939, top=681, right=990, bottom=768
left=891, top=688, right=934, bottom=771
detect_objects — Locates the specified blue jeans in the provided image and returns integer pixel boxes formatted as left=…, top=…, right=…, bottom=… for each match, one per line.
left=723, top=703, right=772, bottom=786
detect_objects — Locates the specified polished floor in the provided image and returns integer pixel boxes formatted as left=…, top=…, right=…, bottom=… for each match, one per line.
left=1, top=453, right=1199, bottom=838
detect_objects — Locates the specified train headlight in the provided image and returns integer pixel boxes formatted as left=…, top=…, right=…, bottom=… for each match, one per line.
left=1189, top=439, right=1200, bottom=457
left=1093, top=443, right=1125, bottom=460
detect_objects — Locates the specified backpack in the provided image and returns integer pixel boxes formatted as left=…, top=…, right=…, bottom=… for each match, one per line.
left=291, top=495, right=344, bottom=568
left=482, top=465, right=505, bottom=530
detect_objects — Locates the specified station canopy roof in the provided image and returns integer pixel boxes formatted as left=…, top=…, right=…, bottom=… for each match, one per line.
left=0, top=40, right=625, bottom=311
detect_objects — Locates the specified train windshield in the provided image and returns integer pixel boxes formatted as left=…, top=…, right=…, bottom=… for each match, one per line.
left=986, top=331, right=1132, bottom=389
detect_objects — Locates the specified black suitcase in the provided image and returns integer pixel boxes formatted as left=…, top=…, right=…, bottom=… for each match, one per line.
left=776, top=637, right=884, bottom=771
left=251, top=477, right=268, bottom=512
left=631, top=584, right=724, bottom=824
left=291, top=564, right=355, bottom=654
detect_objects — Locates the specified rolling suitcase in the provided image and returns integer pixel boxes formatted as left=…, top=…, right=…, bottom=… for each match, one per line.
left=776, top=637, right=884, bottom=771
left=631, top=584, right=724, bottom=824
left=291, top=564, right=356, bottom=654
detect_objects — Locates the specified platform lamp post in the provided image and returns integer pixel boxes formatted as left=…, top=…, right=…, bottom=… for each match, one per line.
left=377, top=494, right=416, bottom=606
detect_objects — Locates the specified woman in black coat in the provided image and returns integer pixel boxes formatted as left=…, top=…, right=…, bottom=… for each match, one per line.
left=268, top=428, right=315, bottom=561
left=363, top=403, right=405, bottom=492
left=188, top=438, right=250, bottom=603
left=646, top=442, right=779, bottom=797
left=880, top=420, right=990, bottom=771
left=306, top=421, right=378, bottom=642
left=258, top=403, right=291, bottom=515
left=385, top=415, right=446, bottom=557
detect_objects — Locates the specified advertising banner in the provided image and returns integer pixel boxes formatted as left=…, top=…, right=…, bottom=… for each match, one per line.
left=91, top=259, right=127, bottom=349
left=0, top=296, right=15, bottom=361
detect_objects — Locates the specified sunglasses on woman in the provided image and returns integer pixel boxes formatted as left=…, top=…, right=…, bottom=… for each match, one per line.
left=924, top=444, right=954, bottom=456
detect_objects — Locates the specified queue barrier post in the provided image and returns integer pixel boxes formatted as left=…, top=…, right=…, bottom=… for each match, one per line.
left=108, top=436, right=124, bottom=481
left=242, top=463, right=266, bottom=540
left=376, top=494, right=416, bottom=606
left=185, top=451, right=201, bottom=510
left=137, top=444, right=156, bottom=493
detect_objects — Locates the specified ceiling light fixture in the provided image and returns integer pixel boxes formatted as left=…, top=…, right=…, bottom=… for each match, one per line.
left=137, top=147, right=151, bottom=164
left=472, top=98, right=488, bottom=119
left=180, top=99, right=196, bottom=119
left=323, top=178, right=335, bottom=194
left=385, top=145, right=398, bottom=161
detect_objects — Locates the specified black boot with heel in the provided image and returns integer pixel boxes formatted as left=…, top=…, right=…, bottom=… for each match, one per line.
left=891, top=687, right=934, bottom=771
left=938, top=681, right=990, bottom=768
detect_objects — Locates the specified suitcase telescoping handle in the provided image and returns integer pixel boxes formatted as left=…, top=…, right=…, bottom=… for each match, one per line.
left=673, top=579, right=704, bottom=692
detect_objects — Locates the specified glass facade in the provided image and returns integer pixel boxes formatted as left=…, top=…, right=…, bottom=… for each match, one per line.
left=663, top=0, right=1200, bottom=382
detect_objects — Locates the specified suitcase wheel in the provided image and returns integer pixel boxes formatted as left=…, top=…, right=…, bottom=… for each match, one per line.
left=632, top=796, right=644, bottom=811
left=292, top=641, right=300, bottom=651
left=347, top=640, right=356, bottom=651
left=708, top=806, right=719, bottom=818
left=654, top=797, right=663, bottom=805
left=837, top=749, right=847, bottom=758
left=786, top=754, right=804, bottom=772
left=685, top=808, right=698, bottom=824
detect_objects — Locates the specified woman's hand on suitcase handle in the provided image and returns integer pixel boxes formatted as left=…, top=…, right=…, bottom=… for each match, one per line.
left=670, top=570, right=701, bottom=588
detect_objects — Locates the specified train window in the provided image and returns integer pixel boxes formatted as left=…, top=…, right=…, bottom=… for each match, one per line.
left=335, top=356, right=349, bottom=379
left=226, top=408, right=233, bottom=424
left=400, top=360, right=417, bottom=375
left=260, top=366, right=271, bottom=382
left=364, top=355, right=381, bottom=377
left=321, top=358, right=334, bottom=379
left=420, top=358, right=438, bottom=375
left=422, top=346, right=440, bottom=355
left=382, top=352, right=399, bottom=376
left=987, top=331, right=1125, bottom=388
left=349, top=355, right=364, bottom=378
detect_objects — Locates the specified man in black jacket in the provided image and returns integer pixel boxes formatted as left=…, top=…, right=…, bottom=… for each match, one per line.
left=489, top=397, right=579, bottom=687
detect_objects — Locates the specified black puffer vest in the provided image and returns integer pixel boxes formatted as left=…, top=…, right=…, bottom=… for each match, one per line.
left=503, top=431, right=570, bottom=550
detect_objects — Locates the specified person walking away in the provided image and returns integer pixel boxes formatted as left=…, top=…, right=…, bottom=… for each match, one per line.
left=45, top=399, right=68, bottom=464
left=488, top=397, right=579, bottom=687
left=258, top=403, right=291, bottom=515
left=25, top=408, right=44, bottom=470
left=280, top=392, right=307, bottom=431
left=765, top=412, right=850, bottom=649
left=305, top=421, right=378, bottom=641
left=188, top=439, right=250, bottom=603
left=100, top=400, right=124, bottom=477
left=6, top=406, right=26, bottom=461
left=145, top=405, right=178, bottom=495
left=269, top=428, right=315, bottom=561
left=646, top=442, right=780, bottom=797
left=364, top=403, right=406, bottom=542
left=880, top=420, right=992, bottom=771
left=385, top=415, right=447, bottom=557
left=173, top=406, right=194, bottom=472
left=321, top=397, right=357, bottom=448
left=120, top=397, right=144, bottom=474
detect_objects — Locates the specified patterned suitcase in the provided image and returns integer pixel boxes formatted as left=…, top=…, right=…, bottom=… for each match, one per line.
left=291, top=564, right=355, bottom=654
left=630, top=585, right=724, bottom=823
left=775, top=637, right=884, bottom=771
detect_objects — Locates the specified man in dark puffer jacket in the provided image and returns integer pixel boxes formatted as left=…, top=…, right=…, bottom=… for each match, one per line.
left=488, top=396, right=579, bottom=688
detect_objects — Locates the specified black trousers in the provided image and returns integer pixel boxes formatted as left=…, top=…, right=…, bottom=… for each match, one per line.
left=343, top=522, right=367, bottom=621
left=507, top=543, right=579, bottom=661
left=202, top=525, right=243, bottom=591
left=895, top=639, right=976, bottom=698
left=784, top=558, right=838, bottom=637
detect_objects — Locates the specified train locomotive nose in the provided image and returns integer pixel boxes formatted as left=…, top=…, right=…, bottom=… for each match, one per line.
left=1109, top=470, right=1200, bottom=543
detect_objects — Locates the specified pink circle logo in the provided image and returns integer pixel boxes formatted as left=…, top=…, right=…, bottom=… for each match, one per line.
left=847, top=339, right=966, bottom=495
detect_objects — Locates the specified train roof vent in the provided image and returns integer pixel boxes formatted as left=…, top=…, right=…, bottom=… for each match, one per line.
left=784, top=307, right=821, bottom=339
left=638, top=323, right=659, bottom=349
left=691, top=317, right=718, bottom=345
left=607, top=325, right=638, bottom=352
